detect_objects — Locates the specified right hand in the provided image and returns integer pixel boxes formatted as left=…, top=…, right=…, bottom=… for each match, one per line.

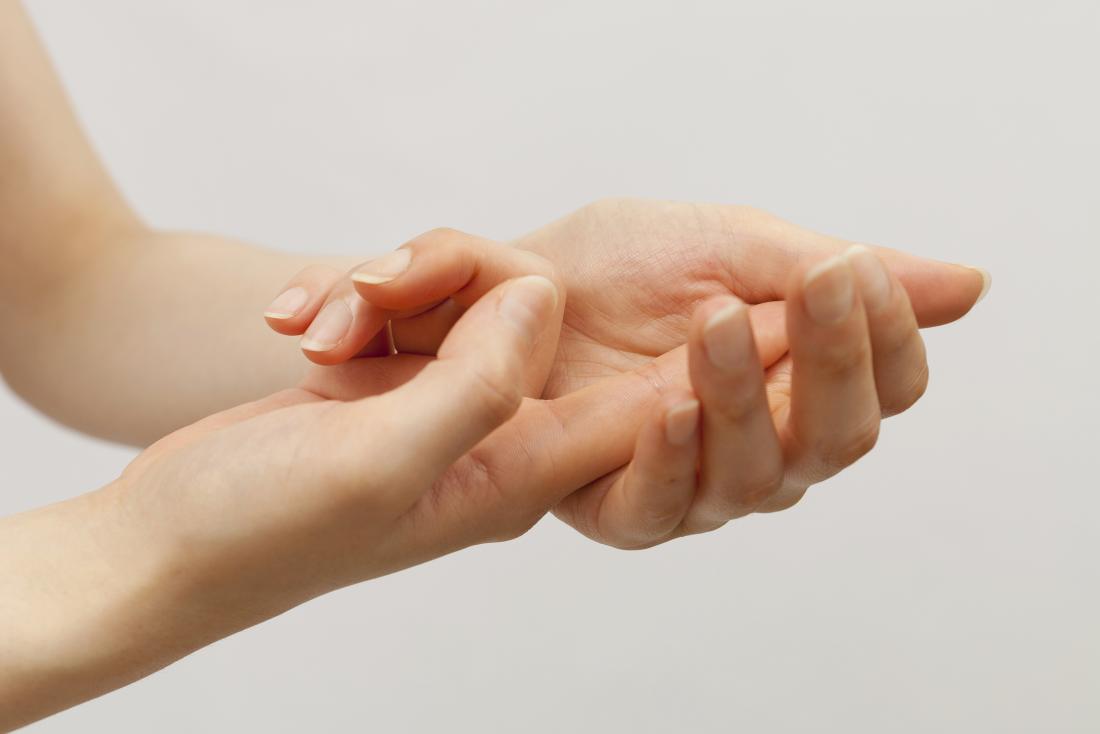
left=110, top=273, right=598, bottom=637
left=5, top=260, right=704, bottom=727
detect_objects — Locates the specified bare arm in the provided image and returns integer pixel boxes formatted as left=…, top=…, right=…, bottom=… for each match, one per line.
left=0, top=1, right=354, bottom=445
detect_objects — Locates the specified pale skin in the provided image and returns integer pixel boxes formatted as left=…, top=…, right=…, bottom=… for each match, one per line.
left=0, top=1, right=990, bottom=729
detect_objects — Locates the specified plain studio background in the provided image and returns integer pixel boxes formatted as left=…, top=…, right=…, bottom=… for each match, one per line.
left=2, top=1, right=1096, bottom=731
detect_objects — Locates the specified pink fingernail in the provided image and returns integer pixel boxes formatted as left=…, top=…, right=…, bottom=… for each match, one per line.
left=665, top=400, right=700, bottom=446
left=803, top=256, right=854, bottom=325
left=844, top=245, right=892, bottom=313
left=264, top=286, right=309, bottom=319
left=961, top=265, right=993, bottom=303
left=351, top=249, right=412, bottom=285
left=703, top=299, right=751, bottom=370
left=300, top=300, right=353, bottom=352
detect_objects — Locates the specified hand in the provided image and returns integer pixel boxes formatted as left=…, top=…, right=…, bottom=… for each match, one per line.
left=123, top=273, right=569, bottom=614
left=10, top=274, right=601, bottom=726
left=263, top=201, right=989, bottom=548
left=302, top=241, right=936, bottom=548
left=514, top=198, right=987, bottom=397
left=6, top=253, right=725, bottom=726
left=556, top=245, right=935, bottom=546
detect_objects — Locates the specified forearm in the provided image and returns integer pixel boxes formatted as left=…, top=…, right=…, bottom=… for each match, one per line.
left=0, top=2, right=360, bottom=444
left=0, top=226, right=356, bottom=444
left=0, top=483, right=221, bottom=731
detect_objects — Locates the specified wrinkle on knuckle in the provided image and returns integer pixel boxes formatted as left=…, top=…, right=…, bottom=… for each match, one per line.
left=875, top=319, right=917, bottom=356
left=633, top=494, right=687, bottom=539
left=757, top=489, right=805, bottom=513
left=812, top=340, right=872, bottom=377
left=485, top=511, right=541, bottom=543
left=464, top=361, right=523, bottom=425
left=710, top=379, right=764, bottom=423
left=680, top=513, right=728, bottom=537
left=452, top=449, right=538, bottom=543
left=736, top=467, right=785, bottom=510
left=882, top=361, right=929, bottom=417
left=820, top=421, right=880, bottom=472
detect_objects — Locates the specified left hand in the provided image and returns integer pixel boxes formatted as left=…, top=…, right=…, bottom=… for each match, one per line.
left=263, top=200, right=989, bottom=547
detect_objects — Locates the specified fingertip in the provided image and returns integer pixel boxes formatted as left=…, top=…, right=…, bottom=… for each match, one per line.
left=962, top=265, right=992, bottom=304
left=350, top=248, right=413, bottom=286
left=299, top=344, right=344, bottom=365
left=746, top=302, right=788, bottom=367
left=600, top=388, right=700, bottom=547
left=844, top=244, right=899, bottom=315
left=264, top=286, right=313, bottom=334
left=498, top=274, right=560, bottom=332
left=691, top=294, right=746, bottom=332
left=265, top=265, right=347, bottom=335
left=265, top=312, right=309, bottom=335
left=802, top=255, right=857, bottom=324
left=873, top=248, right=991, bottom=326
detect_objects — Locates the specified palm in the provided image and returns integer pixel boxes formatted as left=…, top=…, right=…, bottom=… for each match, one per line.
left=514, top=200, right=784, bottom=396
left=515, top=198, right=980, bottom=399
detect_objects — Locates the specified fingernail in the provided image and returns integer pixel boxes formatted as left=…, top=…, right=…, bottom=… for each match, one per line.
left=300, top=300, right=353, bottom=352
left=703, top=299, right=751, bottom=370
left=351, top=249, right=412, bottom=285
left=803, top=256, right=854, bottom=324
left=497, top=275, right=559, bottom=336
left=264, top=286, right=309, bottom=319
left=961, top=265, right=992, bottom=303
left=665, top=399, right=700, bottom=446
left=844, top=245, right=892, bottom=313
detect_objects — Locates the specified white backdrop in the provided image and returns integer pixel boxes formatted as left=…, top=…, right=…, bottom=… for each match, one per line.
left=3, top=1, right=1097, bottom=731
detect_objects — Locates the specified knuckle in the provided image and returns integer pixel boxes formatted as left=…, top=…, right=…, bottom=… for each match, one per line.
left=875, top=318, right=917, bottom=356
left=812, top=340, right=872, bottom=377
left=451, top=452, right=542, bottom=543
left=485, top=510, right=541, bottom=543
left=710, top=379, right=764, bottom=423
left=634, top=498, right=688, bottom=539
left=756, top=486, right=807, bottom=513
left=821, top=421, right=880, bottom=471
left=700, top=468, right=783, bottom=522
left=561, top=499, right=603, bottom=544
left=882, top=361, right=930, bottom=417
left=610, top=537, right=662, bottom=551
left=465, top=362, right=524, bottom=425
left=680, top=511, right=729, bottom=537
left=735, top=467, right=786, bottom=510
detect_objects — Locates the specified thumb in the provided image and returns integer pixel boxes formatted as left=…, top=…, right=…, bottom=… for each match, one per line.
left=359, top=274, right=560, bottom=475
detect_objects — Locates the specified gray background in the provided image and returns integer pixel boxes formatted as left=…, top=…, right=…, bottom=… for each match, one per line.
left=3, top=0, right=1097, bottom=731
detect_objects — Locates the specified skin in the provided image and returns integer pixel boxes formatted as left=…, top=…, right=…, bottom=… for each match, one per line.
left=0, top=0, right=991, bottom=727
left=0, top=0, right=984, bottom=448
left=271, top=222, right=987, bottom=547
left=0, top=274, right=634, bottom=728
